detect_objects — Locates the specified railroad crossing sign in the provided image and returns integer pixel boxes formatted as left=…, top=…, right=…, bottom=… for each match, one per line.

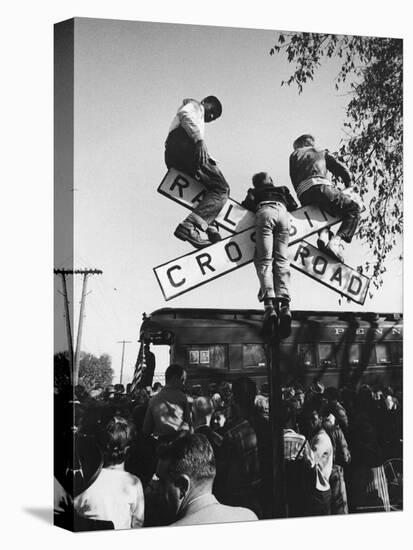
left=159, top=169, right=340, bottom=236
left=154, top=169, right=370, bottom=304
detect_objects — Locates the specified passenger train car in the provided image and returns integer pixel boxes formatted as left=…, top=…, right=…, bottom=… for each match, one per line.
left=140, top=308, right=403, bottom=392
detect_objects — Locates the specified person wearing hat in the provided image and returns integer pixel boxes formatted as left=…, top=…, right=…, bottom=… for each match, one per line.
left=165, top=96, right=230, bottom=248
left=289, top=134, right=361, bottom=263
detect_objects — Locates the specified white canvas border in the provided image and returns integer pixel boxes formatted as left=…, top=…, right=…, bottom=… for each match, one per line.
left=1, top=0, right=410, bottom=548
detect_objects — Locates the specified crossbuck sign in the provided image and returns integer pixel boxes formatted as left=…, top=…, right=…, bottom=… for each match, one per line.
left=154, top=169, right=370, bottom=305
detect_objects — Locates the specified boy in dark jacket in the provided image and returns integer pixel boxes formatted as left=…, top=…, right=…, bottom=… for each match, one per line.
left=242, top=172, right=297, bottom=337
left=289, top=134, right=361, bottom=263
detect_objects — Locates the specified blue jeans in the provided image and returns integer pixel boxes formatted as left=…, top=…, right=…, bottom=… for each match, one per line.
left=300, top=184, right=360, bottom=243
left=254, top=203, right=291, bottom=302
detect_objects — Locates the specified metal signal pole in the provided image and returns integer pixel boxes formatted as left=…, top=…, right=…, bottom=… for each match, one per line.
left=266, top=318, right=286, bottom=518
left=117, top=340, right=132, bottom=384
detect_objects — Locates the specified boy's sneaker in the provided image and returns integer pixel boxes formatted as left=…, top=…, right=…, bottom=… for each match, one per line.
left=263, top=306, right=277, bottom=325
left=207, top=226, right=222, bottom=243
left=174, top=223, right=211, bottom=248
left=317, top=228, right=333, bottom=252
left=325, top=236, right=345, bottom=263
left=277, top=301, right=292, bottom=339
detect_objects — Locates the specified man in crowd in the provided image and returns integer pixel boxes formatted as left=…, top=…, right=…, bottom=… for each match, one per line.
left=305, top=404, right=334, bottom=515
left=289, top=134, right=361, bottom=263
left=241, top=172, right=298, bottom=336
left=140, top=343, right=156, bottom=389
left=156, top=433, right=258, bottom=526
left=322, top=413, right=351, bottom=514
left=215, top=377, right=263, bottom=517
left=152, top=381, right=163, bottom=395
left=282, top=400, right=315, bottom=517
left=165, top=96, right=230, bottom=248
left=142, top=364, right=191, bottom=439
left=193, top=396, right=223, bottom=457
left=324, top=386, right=349, bottom=435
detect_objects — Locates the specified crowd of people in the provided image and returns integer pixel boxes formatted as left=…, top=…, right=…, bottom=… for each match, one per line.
left=54, top=365, right=402, bottom=530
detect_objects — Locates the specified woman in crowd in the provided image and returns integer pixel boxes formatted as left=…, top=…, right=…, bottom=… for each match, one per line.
left=74, top=416, right=145, bottom=529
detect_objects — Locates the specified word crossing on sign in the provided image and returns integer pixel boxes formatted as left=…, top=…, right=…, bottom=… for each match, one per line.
left=154, top=227, right=256, bottom=301
left=154, top=225, right=369, bottom=304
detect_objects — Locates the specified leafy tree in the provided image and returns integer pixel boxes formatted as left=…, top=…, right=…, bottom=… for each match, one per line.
left=271, top=33, right=403, bottom=292
left=78, top=352, right=114, bottom=392
left=54, top=351, right=114, bottom=392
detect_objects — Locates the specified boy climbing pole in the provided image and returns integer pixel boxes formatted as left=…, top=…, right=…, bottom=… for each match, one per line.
left=242, top=172, right=298, bottom=338
left=165, top=96, right=230, bottom=249
left=289, top=134, right=361, bottom=264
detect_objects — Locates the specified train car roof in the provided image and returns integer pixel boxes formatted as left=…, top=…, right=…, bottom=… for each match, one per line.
left=140, top=308, right=402, bottom=345
left=144, top=307, right=402, bottom=323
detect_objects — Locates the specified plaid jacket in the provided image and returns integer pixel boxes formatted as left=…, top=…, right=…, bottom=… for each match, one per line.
left=216, top=416, right=261, bottom=499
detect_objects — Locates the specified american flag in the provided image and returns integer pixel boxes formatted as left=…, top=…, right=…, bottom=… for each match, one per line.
left=130, top=341, right=146, bottom=393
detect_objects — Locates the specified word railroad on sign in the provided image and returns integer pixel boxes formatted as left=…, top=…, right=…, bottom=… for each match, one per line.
left=154, top=169, right=370, bottom=304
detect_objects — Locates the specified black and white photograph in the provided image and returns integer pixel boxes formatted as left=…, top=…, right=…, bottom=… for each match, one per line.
left=52, top=16, right=404, bottom=532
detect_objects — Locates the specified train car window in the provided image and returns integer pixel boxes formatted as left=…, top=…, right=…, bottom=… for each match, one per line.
left=189, top=350, right=199, bottom=364
left=243, top=344, right=267, bottom=369
left=187, top=345, right=227, bottom=369
left=297, top=343, right=316, bottom=368
left=390, top=342, right=403, bottom=365
left=318, top=343, right=337, bottom=367
left=375, top=343, right=391, bottom=364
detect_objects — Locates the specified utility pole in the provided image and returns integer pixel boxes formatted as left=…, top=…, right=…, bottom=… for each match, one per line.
left=117, top=340, right=132, bottom=384
left=55, top=270, right=75, bottom=383
left=54, top=268, right=102, bottom=385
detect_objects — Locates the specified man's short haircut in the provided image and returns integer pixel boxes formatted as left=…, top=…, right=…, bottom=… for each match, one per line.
left=194, top=396, right=213, bottom=418
left=252, top=172, right=270, bottom=188
left=165, top=363, right=185, bottom=383
left=158, top=432, right=216, bottom=482
left=293, top=134, right=315, bottom=149
left=203, top=95, right=222, bottom=117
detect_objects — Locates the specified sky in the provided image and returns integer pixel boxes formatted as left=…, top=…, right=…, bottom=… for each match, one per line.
left=54, top=17, right=403, bottom=385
